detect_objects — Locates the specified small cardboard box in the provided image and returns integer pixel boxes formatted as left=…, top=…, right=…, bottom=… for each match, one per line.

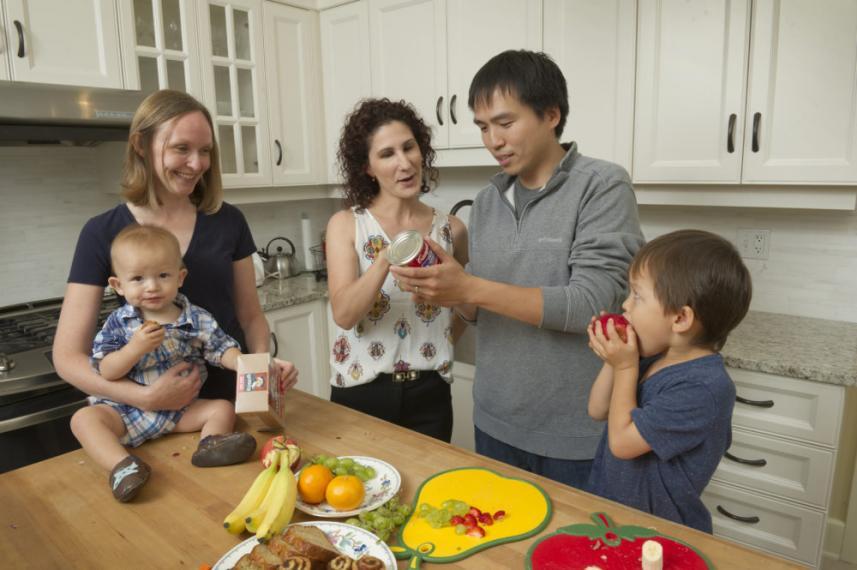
left=235, top=353, right=285, bottom=428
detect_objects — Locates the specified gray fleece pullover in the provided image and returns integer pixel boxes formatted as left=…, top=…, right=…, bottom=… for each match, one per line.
left=468, top=142, right=644, bottom=460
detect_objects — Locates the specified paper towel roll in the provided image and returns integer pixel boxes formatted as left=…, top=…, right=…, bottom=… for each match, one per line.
left=301, top=215, right=316, bottom=271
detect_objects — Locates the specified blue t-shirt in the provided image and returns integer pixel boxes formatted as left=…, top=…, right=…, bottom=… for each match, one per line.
left=587, top=354, right=736, bottom=533
left=68, top=202, right=256, bottom=400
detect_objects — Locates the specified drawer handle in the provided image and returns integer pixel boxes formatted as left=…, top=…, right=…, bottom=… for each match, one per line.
left=752, top=112, right=761, bottom=152
left=450, top=94, right=458, bottom=125
left=724, top=451, right=767, bottom=467
left=14, top=20, right=25, bottom=58
left=274, top=139, right=283, bottom=166
left=717, top=505, right=760, bottom=524
left=270, top=332, right=279, bottom=358
left=736, top=395, right=774, bottom=408
left=727, top=113, right=736, bottom=153
left=436, top=96, right=444, bottom=126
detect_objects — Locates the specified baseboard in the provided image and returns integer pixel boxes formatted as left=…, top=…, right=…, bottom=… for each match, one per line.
left=826, top=517, right=846, bottom=561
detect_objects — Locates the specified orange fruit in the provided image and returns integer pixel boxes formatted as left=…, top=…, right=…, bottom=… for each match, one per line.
left=325, top=475, right=365, bottom=511
left=298, top=464, right=334, bottom=504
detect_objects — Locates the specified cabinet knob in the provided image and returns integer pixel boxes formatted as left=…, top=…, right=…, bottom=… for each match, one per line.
left=13, top=20, right=24, bottom=58
left=436, top=96, right=444, bottom=126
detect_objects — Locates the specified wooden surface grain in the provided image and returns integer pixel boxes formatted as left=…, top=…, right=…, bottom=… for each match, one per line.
left=0, top=390, right=806, bottom=569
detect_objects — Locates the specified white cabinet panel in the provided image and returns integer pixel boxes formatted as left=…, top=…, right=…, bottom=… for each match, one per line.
left=543, top=0, right=635, bottom=172
left=0, top=3, right=10, bottom=81
left=266, top=300, right=330, bottom=400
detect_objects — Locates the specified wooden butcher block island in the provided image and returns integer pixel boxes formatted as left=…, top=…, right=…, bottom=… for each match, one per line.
left=0, top=390, right=805, bottom=569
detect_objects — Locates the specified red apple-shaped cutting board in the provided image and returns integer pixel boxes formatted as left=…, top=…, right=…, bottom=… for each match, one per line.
left=390, top=467, right=551, bottom=567
left=527, top=512, right=714, bottom=569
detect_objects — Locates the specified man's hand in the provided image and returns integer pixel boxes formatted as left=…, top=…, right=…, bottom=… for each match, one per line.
left=144, top=361, right=201, bottom=411
left=273, top=358, right=299, bottom=391
left=389, top=238, right=471, bottom=306
left=587, top=314, right=639, bottom=371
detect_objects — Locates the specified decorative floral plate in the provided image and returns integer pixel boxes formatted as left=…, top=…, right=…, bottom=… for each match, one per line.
left=213, top=521, right=397, bottom=570
left=295, top=456, right=401, bottom=518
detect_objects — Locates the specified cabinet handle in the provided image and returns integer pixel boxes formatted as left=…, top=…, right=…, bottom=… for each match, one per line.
left=716, top=505, right=760, bottom=524
left=735, top=395, right=774, bottom=408
left=450, top=94, right=458, bottom=125
left=724, top=451, right=767, bottom=467
left=270, top=332, right=279, bottom=358
left=752, top=112, right=761, bottom=152
left=274, top=139, right=283, bottom=166
left=435, top=96, right=444, bottom=126
left=727, top=113, right=736, bottom=153
left=13, top=20, right=24, bottom=58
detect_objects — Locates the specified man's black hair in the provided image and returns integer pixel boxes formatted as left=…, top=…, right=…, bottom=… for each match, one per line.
left=468, top=50, right=569, bottom=138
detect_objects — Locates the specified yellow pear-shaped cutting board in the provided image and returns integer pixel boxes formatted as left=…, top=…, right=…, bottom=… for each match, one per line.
left=391, top=467, right=552, bottom=567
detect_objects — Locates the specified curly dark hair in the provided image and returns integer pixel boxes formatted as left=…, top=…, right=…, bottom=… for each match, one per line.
left=337, top=98, right=438, bottom=209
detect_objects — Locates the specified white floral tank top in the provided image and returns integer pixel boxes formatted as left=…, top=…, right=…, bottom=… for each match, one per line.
left=329, top=207, right=455, bottom=388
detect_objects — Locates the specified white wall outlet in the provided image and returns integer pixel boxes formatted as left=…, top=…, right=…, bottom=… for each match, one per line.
left=737, top=229, right=771, bottom=260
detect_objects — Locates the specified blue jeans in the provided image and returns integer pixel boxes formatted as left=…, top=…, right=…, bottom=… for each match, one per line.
left=475, top=426, right=593, bottom=490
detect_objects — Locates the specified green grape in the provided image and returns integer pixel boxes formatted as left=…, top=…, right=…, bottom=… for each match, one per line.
left=398, top=504, right=412, bottom=516
left=354, top=468, right=370, bottom=482
left=392, top=514, right=406, bottom=526
left=455, top=524, right=467, bottom=535
left=439, top=508, right=452, bottom=524
left=418, top=503, right=432, bottom=517
left=340, top=458, right=355, bottom=468
left=364, top=467, right=376, bottom=479
left=346, top=518, right=360, bottom=526
left=451, top=501, right=469, bottom=516
left=441, top=500, right=456, bottom=510
left=374, top=516, right=393, bottom=530
left=334, top=466, right=349, bottom=476
left=323, top=457, right=338, bottom=470
left=387, top=496, right=400, bottom=509
left=375, top=528, right=391, bottom=541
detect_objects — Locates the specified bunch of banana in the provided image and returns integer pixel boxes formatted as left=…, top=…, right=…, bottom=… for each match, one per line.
left=254, top=454, right=297, bottom=540
left=223, top=451, right=281, bottom=535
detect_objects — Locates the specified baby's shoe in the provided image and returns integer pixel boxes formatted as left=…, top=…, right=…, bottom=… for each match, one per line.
left=192, top=432, right=256, bottom=467
left=110, top=454, right=151, bottom=502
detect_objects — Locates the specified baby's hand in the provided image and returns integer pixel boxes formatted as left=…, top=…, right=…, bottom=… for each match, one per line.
left=130, top=321, right=165, bottom=355
left=587, top=314, right=638, bottom=370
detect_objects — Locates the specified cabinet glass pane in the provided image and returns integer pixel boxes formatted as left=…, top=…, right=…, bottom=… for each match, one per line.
left=166, top=59, right=186, bottom=92
left=161, top=0, right=183, bottom=51
left=138, top=56, right=159, bottom=93
left=213, top=65, right=232, bottom=116
left=219, top=125, right=236, bottom=173
left=237, top=68, right=254, bottom=118
left=134, top=0, right=156, bottom=47
left=209, top=4, right=228, bottom=57
left=241, top=126, right=258, bottom=173
left=233, top=9, right=251, bottom=61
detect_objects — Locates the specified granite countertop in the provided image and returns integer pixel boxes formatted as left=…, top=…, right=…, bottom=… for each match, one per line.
left=256, top=274, right=328, bottom=312
left=722, top=311, right=857, bottom=387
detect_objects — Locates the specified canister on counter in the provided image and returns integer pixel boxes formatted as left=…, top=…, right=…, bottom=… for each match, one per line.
left=386, top=230, right=439, bottom=267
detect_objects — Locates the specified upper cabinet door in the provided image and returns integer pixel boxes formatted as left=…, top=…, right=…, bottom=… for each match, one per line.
left=119, top=0, right=202, bottom=97
left=742, top=0, right=857, bottom=184
left=0, top=6, right=10, bottom=81
left=198, top=0, right=271, bottom=188
left=543, top=0, right=636, bottom=173
left=445, top=0, right=542, bottom=148
left=263, top=2, right=325, bottom=186
left=369, top=0, right=447, bottom=147
left=633, top=0, right=750, bottom=183
left=320, top=0, right=372, bottom=183
left=4, top=0, right=123, bottom=87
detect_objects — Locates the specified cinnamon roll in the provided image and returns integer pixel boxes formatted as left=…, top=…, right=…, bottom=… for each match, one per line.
left=353, top=555, right=384, bottom=570
left=327, top=555, right=355, bottom=569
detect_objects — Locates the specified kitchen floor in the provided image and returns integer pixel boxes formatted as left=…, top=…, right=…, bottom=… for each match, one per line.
left=824, top=558, right=857, bottom=569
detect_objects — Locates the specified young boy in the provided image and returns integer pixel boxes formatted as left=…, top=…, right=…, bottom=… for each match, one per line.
left=586, top=229, right=752, bottom=533
left=71, top=224, right=258, bottom=502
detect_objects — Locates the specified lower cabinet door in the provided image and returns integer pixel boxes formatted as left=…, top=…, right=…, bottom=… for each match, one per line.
left=265, top=300, right=330, bottom=400
left=702, top=481, right=824, bottom=566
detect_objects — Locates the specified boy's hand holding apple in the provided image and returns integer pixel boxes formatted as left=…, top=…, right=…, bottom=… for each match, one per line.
left=587, top=312, right=639, bottom=371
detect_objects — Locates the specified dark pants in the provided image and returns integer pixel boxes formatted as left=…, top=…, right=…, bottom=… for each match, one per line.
left=331, top=371, right=453, bottom=443
left=475, top=426, right=593, bottom=490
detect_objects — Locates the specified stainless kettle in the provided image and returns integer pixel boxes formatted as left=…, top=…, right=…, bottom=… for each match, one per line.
left=263, top=237, right=299, bottom=279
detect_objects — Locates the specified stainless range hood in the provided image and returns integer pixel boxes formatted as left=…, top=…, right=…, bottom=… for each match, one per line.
left=0, top=82, right=148, bottom=145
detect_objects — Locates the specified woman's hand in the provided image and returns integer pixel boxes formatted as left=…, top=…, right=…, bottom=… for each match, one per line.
left=273, top=358, right=299, bottom=391
left=144, top=362, right=202, bottom=411
left=587, top=314, right=639, bottom=371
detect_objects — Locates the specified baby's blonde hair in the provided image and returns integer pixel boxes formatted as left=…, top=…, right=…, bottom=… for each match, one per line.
left=110, top=224, right=183, bottom=274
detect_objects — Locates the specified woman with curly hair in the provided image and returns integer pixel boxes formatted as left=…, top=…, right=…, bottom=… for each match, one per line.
left=325, top=98, right=468, bottom=442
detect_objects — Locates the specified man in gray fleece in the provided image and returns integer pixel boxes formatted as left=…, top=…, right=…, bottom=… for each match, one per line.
left=391, top=50, right=644, bottom=489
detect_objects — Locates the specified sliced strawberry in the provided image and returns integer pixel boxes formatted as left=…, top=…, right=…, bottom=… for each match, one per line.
left=450, top=515, right=465, bottom=526
left=493, top=510, right=506, bottom=521
left=467, top=506, right=482, bottom=517
left=463, top=514, right=477, bottom=528
left=465, top=525, right=486, bottom=538
left=479, top=514, right=494, bottom=526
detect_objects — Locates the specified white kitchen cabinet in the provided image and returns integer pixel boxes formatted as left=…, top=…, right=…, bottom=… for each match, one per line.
left=703, top=368, right=845, bottom=568
left=266, top=300, right=331, bottom=400
left=634, top=0, right=857, bottom=186
left=118, top=0, right=202, bottom=97
left=543, top=0, right=636, bottom=173
left=2, top=0, right=123, bottom=88
left=0, top=2, right=9, bottom=82
left=320, top=0, right=371, bottom=183
left=198, top=0, right=272, bottom=187
left=263, top=2, right=326, bottom=186
left=368, top=0, right=541, bottom=149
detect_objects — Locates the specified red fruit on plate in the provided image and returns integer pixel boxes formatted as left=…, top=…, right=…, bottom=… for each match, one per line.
left=463, top=514, right=477, bottom=528
left=468, top=506, right=482, bottom=517
left=466, top=525, right=486, bottom=539
left=593, top=314, right=629, bottom=342
left=260, top=435, right=301, bottom=471
left=479, top=514, right=494, bottom=526
left=450, top=515, right=465, bottom=526
left=493, top=510, right=506, bottom=521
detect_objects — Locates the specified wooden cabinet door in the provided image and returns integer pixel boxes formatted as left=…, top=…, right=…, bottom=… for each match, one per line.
left=633, top=0, right=750, bottom=183
left=263, top=2, right=325, bottom=186
left=369, top=0, right=447, bottom=146
left=267, top=300, right=331, bottom=400
left=445, top=0, right=542, bottom=148
left=742, top=0, right=857, bottom=184
left=320, top=0, right=372, bottom=183
left=543, top=0, right=635, bottom=172
left=5, top=0, right=123, bottom=87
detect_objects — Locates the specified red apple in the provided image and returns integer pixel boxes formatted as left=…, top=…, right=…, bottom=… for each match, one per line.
left=593, top=314, right=629, bottom=342
left=260, top=435, right=301, bottom=471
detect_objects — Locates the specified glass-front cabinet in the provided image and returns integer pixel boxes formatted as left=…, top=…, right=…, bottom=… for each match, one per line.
left=198, top=0, right=271, bottom=187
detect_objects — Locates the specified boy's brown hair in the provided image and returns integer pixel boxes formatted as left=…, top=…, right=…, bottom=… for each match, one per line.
left=110, top=224, right=183, bottom=274
left=630, top=229, right=752, bottom=351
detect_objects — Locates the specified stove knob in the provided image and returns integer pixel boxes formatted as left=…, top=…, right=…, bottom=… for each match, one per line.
left=0, top=354, right=15, bottom=372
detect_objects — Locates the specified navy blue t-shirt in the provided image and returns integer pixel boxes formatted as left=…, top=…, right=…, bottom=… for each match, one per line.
left=587, top=354, right=736, bottom=533
left=68, top=202, right=257, bottom=400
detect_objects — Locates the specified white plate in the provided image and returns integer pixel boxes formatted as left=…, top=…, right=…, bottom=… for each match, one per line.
left=213, top=521, right=397, bottom=570
left=295, top=456, right=401, bottom=518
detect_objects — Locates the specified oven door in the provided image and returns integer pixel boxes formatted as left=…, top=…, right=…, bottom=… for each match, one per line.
left=0, top=383, right=87, bottom=473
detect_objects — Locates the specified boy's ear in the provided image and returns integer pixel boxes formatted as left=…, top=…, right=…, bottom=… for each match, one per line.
left=108, top=276, right=123, bottom=296
left=177, top=268, right=188, bottom=287
left=672, top=305, right=696, bottom=334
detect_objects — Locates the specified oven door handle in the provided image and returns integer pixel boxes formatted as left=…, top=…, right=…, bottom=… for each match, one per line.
left=0, top=399, right=87, bottom=434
